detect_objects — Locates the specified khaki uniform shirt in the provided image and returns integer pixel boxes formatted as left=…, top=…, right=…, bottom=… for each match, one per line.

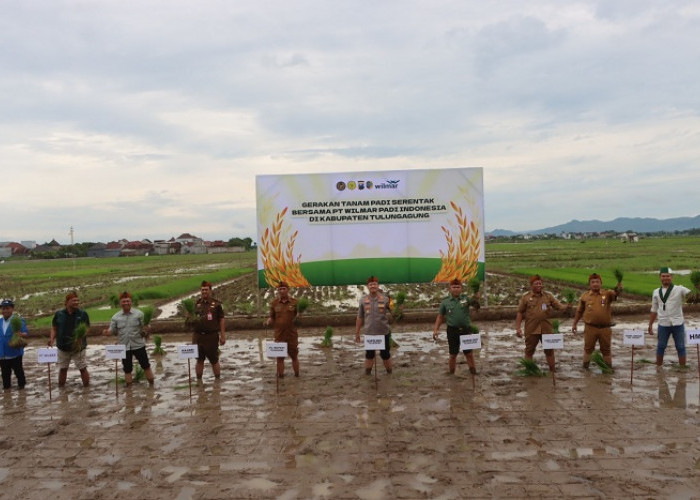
left=576, top=289, right=617, bottom=326
left=195, top=297, right=224, bottom=333
left=270, top=297, right=298, bottom=342
left=517, top=291, right=563, bottom=335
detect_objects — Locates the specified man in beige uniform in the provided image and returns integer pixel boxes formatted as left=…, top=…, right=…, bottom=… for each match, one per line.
left=572, top=273, right=622, bottom=369
left=515, top=275, right=569, bottom=372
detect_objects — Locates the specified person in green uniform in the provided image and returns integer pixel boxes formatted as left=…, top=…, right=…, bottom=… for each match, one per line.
left=433, top=278, right=479, bottom=374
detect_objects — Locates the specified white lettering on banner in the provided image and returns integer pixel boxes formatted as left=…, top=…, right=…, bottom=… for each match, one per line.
left=266, top=342, right=289, bottom=358
left=37, top=348, right=58, bottom=364
left=623, top=330, right=646, bottom=346
left=178, top=345, right=199, bottom=359
left=364, top=335, right=386, bottom=350
left=542, top=334, right=564, bottom=350
left=459, top=334, right=481, bottom=350
left=686, top=329, right=700, bottom=346
left=105, top=344, right=127, bottom=360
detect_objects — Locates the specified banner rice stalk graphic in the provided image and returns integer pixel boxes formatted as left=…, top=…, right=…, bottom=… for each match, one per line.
left=433, top=201, right=481, bottom=283
left=261, top=207, right=310, bottom=287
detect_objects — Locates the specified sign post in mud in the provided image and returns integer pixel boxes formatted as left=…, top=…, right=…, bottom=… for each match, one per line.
left=37, top=347, right=58, bottom=401
left=105, top=345, right=127, bottom=397
left=266, top=341, right=288, bottom=393
left=364, top=335, right=385, bottom=388
left=460, top=333, right=481, bottom=389
left=623, top=330, right=645, bottom=386
left=542, top=334, right=564, bottom=386
left=178, top=345, right=199, bottom=399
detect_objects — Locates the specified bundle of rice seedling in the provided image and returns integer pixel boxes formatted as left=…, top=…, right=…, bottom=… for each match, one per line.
left=392, top=291, right=407, bottom=321
left=563, top=288, right=577, bottom=305
left=389, top=334, right=399, bottom=349
left=468, top=277, right=481, bottom=295
left=516, top=358, right=546, bottom=377
left=591, top=351, right=613, bottom=374
left=180, top=298, right=195, bottom=316
left=141, top=305, right=154, bottom=330
left=469, top=324, right=479, bottom=334
left=151, top=335, right=166, bottom=356
left=8, top=315, right=27, bottom=348
left=613, top=268, right=624, bottom=284
left=72, top=323, right=88, bottom=353
left=297, top=297, right=309, bottom=314
left=320, top=326, right=333, bottom=347
left=551, top=319, right=560, bottom=334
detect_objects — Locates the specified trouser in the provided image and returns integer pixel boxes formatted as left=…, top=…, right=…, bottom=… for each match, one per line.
left=1, top=356, right=26, bottom=389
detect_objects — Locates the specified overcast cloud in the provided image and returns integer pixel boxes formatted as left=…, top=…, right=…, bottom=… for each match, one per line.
left=1, top=0, right=699, bottom=243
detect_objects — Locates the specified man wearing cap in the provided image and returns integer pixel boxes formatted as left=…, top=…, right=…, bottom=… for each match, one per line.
left=433, top=279, right=479, bottom=375
left=265, top=282, right=300, bottom=377
left=102, top=291, right=155, bottom=386
left=1, top=299, right=29, bottom=390
left=515, top=275, right=569, bottom=372
left=648, top=267, right=691, bottom=367
left=572, top=273, right=622, bottom=370
left=49, top=291, right=91, bottom=387
left=355, top=276, right=393, bottom=375
left=191, top=281, right=226, bottom=380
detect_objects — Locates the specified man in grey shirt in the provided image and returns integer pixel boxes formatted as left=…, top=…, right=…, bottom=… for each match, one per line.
left=103, top=291, right=155, bottom=386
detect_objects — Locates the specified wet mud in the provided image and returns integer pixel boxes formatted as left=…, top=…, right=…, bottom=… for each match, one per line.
left=1, top=314, right=699, bottom=499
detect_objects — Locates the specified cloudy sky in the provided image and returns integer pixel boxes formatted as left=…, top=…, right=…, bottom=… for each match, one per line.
left=2, top=0, right=699, bottom=244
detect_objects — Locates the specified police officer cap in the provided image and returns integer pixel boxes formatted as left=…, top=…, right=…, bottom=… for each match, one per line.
left=0, top=299, right=14, bottom=307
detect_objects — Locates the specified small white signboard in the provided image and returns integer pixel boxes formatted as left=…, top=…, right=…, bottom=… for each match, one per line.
left=266, top=342, right=288, bottom=358
left=105, top=344, right=127, bottom=360
left=178, top=344, right=199, bottom=359
left=623, top=330, right=646, bottom=346
left=460, top=334, right=481, bottom=350
left=364, top=335, right=386, bottom=350
left=542, top=333, right=564, bottom=350
left=37, top=348, right=58, bottom=364
left=686, top=329, right=700, bottom=346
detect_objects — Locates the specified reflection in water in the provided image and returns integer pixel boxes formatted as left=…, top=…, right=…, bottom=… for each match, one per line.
left=658, top=373, right=686, bottom=409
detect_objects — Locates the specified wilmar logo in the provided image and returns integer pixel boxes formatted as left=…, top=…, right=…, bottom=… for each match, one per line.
left=374, top=179, right=400, bottom=190
left=335, top=178, right=400, bottom=192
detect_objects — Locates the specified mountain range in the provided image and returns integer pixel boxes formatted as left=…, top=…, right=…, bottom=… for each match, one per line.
left=489, top=214, right=700, bottom=236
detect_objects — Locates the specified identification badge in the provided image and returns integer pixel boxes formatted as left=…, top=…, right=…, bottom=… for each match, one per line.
left=207, top=313, right=213, bottom=321
left=541, top=303, right=547, bottom=311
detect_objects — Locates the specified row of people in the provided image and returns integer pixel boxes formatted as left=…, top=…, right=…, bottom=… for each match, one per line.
left=0, top=268, right=691, bottom=389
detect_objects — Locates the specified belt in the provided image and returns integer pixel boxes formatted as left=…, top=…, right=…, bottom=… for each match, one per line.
left=585, top=323, right=613, bottom=328
left=197, top=331, right=218, bottom=335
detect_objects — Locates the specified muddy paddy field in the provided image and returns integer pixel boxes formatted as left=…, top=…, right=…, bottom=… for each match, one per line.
left=2, top=312, right=699, bottom=499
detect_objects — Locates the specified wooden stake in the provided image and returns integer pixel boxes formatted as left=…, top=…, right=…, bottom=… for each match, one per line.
left=630, top=345, right=635, bottom=386
left=374, top=356, right=378, bottom=390
left=47, top=363, right=52, bottom=401
left=187, top=359, right=192, bottom=400
left=115, top=360, right=119, bottom=397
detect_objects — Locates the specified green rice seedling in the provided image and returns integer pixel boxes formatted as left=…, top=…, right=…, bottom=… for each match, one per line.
left=516, top=358, right=546, bottom=377
left=636, top=358, right=655, bottom=364
left=9, top=315, right=27, bottom=348
left=392, top=291, right=407, bottom=321
left=141, top=306, right=154, bottom=326
left=468, top=277, right=481, bottom=295
left=551, top=319, right=560, bottom=333
left=563, top=288, right=577, bottom=305
left=689, top=271, right=700, bottom=303
left=388, top=333, right=399, bottom=349
left=72, top=323, right=88, bottom=353
left=180, top=298, right=195, bottom=316
left=613, top=268, right=624, bottom=284
left=320, top=326, right=333, bottom=347
left=151, top=335, right=166, bottom=356
left=297, top=297, right=309, bottom=314
left=469, top=324, right=479, bottom=334
left=591, top=351, right=613, bottom=374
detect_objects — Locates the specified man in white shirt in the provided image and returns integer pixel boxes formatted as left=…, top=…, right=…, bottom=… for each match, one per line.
left=648, top=267, right=691, bottom=367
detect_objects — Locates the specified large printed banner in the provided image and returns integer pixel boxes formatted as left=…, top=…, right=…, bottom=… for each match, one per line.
left=256, top=168, right=484, bottom=287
